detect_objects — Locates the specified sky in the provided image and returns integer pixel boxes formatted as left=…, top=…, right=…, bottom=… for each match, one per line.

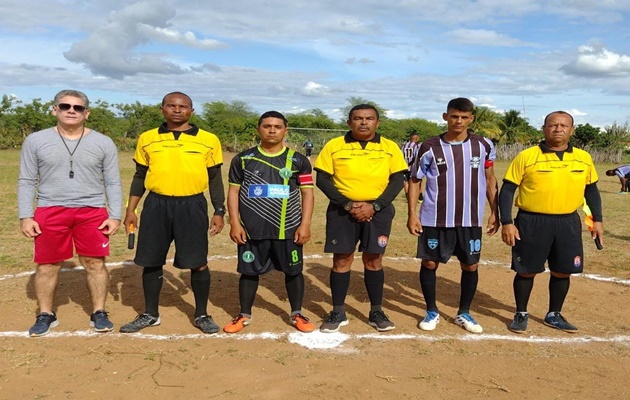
left=1, top=0, right=630, bottom=127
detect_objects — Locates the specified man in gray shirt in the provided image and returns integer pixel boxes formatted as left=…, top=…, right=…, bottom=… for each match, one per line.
left=18, top=89, right=122, bottom=337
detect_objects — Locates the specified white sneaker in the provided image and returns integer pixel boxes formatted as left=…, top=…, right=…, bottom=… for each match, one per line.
left=418, top=311, right=440, bottom=331
left=454, top=313, right=483, bottom=333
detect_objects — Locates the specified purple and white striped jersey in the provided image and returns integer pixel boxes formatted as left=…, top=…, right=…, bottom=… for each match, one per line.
left=412, top=133, right=495, bottom=228
left=401, top=140, right=420, bottom=169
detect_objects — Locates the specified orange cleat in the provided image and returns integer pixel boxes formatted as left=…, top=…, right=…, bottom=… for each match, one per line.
left=291, top=313, right=315, bottom=333
left=223, top=314, right=251, bottom=333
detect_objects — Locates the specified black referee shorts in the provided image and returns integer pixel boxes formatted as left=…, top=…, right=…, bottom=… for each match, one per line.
left=134, top=192, right=209, bottom=269
left=324, top=202, right=394, bottom=254
left=511, top=210, right=584, bottom=275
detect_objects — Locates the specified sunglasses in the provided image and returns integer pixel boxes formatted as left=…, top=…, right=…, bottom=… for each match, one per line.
left=57, top=103, right=87, bottom=112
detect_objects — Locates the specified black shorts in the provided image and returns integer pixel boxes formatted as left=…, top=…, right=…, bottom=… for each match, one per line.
left=403, top=170, right=411, bottom=181
left=324, top=202, right=394, bottom=254
left=512, top=211, right=584, bottom=274
left=305, top=148, right=312, bottom=156
left=237, top=239, right=303, bottom=275
left=416, top=226, right=483, bottom=265
left=135, top=192, right=209, bottom=269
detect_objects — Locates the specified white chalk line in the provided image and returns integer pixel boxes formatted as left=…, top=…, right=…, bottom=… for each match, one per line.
left=2, top=254, right=629, bottom=286
left=1, top=329, right=629, bottom=350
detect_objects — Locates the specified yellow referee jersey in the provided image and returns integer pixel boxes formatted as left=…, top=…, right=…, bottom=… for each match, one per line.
left=134, top=125, right=223, bottom=196
left=504, top=143, right=598, bottom=214
left=314, top=132, right=407, bottom=201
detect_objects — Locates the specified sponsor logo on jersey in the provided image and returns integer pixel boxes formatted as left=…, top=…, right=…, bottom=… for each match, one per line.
left=248, top=184, right=290, bottom=198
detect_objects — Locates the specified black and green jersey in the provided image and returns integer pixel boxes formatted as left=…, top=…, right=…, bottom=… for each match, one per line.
left=229, top=146, right=313, bottom=240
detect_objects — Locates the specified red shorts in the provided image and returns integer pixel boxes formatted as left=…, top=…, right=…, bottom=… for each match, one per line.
left=33, top=206, right=110, bottom=264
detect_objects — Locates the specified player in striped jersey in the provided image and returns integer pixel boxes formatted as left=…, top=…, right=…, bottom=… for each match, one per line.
left=406, top=98, right=499, bottom=333
left=401, top=132, right=422, bottom=201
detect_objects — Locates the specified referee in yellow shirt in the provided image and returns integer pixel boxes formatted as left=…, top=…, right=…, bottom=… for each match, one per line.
left=120, top=92, right=226, bottom=334
left=314, top=104, right=407, bottom=333
left=499, top=111, right=604, bottom=334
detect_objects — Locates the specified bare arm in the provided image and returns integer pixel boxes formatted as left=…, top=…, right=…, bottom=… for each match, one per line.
left=227, top=185, right=247, bottom=244
left=406, top=177, right=423, bottom=236
left=294, top=187, right=314, bottom=245
left=485, top=166, right=499, bottom=236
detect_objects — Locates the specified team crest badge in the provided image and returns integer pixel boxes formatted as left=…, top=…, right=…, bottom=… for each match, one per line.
left=470, top=156, right=481, bottom=169
left=377, top=235, right=388, bottom=247
left=253, top=186, right=263, bottom=196
left=279, top=167, right=293, bottom=179
left=573, top=256, right=582, bottom=268
left=242, top=251, right=255, bottom=263
left=427, top=238, right=438, bottom=250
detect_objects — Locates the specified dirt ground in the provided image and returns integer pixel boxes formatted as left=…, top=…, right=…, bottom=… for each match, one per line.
left=1, top=255, right=629, bottom=400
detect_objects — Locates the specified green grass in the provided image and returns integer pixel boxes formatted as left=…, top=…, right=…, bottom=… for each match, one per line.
left=1, top=149, right=628, bottom=277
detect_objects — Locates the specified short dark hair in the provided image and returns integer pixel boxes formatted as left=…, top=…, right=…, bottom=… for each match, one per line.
left=606, top=170, right=616, bottom=176
left=409, top=131, right=419, bottom=138
left=348, top=104, right=379, bottom=120
left=543, top=111, right=574, bottom=127
left=162, top=92, right=193, bottom=107
left=258, top=110, right=287, bottom=127
left=446, top=97, right=474, bottom=113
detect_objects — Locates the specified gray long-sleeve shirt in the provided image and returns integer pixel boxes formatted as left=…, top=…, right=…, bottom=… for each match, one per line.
left=17, top=127, right=123, bottom=220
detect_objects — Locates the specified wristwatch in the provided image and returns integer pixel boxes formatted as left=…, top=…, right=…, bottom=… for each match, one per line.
left=214, top=207, right=226, bottom=216
left=372, top=202, right=382, bottom=212
left=343, top=200, right=353, bottom=211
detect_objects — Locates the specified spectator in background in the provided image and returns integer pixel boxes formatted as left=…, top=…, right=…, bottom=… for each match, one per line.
left=401, top=131, right=422, bottom=201
left=303, top=138, right=314, bottom=159
left=605, top=165, right=630, bottom=194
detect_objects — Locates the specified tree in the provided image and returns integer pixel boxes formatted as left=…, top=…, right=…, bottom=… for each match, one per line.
left=498, top=110, right=529, bottom=144
left=573, top=123, right=601, bottom=147
left=202, top=101, right=258, bottom=151
left=377, top=118, right=441, bottom=143
left=339, top=97, right=388, bottom=123
left=13, top=98, right=56, bottom=137
left=285, top=110, right=340, bottom=150
left=470, top=106, right=501, bottom=140
left=114, top=102, right=163, bottom=139
left=86, top=100, right=121, bottom=138
left=595, top=122, right=630, bottom=150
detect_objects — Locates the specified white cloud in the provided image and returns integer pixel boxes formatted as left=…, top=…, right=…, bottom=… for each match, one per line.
left=301, top=82, right=331, bottom=96
left=562, top=45, right=630, bottom=77
left=449, top=29, right=535, bottom=47
left=137, top=25, right=226, bottom=49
